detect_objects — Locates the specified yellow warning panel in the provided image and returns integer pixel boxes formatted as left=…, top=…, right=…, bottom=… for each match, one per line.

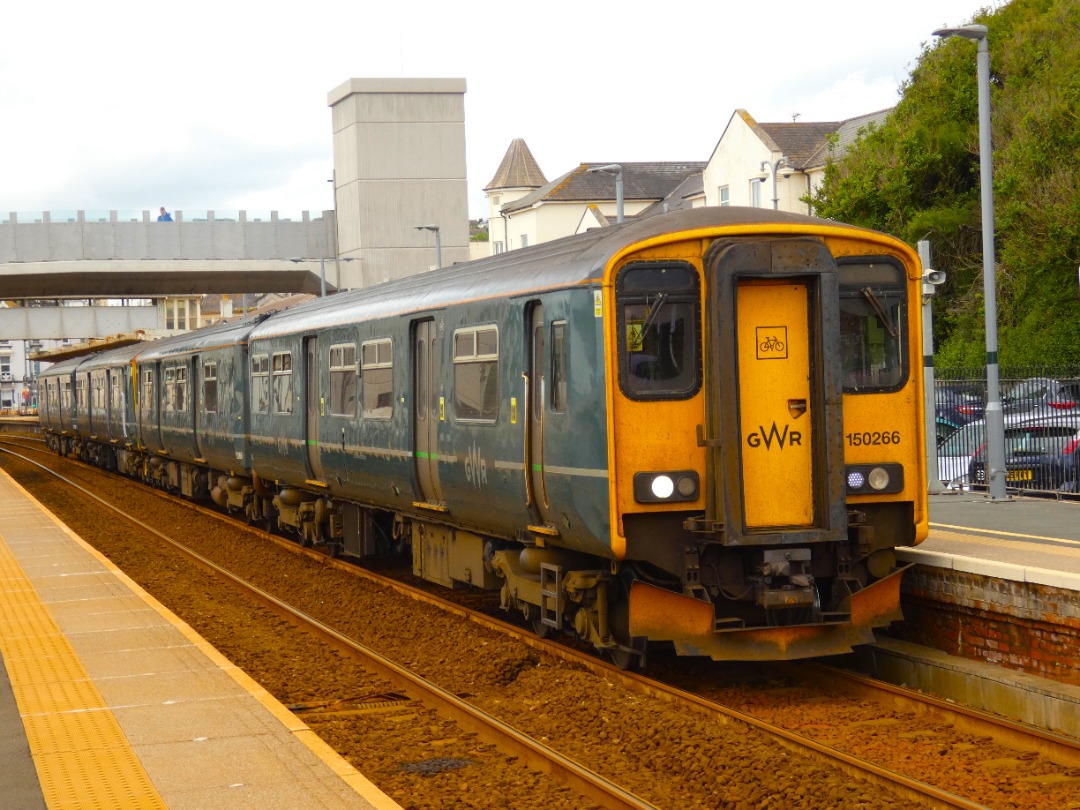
left=0, top=537, right=166, bottom=809
left=737, top=280, right=814, bottom=527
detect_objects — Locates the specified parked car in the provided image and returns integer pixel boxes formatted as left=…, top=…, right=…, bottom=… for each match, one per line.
left=936, top=419, right=987, bottom=488
left=936, top=416, right=963, bottom=447
left=935, top=385, right=984, bottom=426
left=1000, top=377, right=1079, bottom=415
left=968, top=414, right=1080, bottom=492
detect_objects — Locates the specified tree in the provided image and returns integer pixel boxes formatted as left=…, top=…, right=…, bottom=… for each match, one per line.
left=811, top=0, right=1080, bottom=365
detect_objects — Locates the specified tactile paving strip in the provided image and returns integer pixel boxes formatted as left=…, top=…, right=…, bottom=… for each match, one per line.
left=0, top=524, right=166, bottom=809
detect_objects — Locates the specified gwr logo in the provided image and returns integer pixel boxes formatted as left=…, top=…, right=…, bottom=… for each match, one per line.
left=746, top=422, right=803, bottom=450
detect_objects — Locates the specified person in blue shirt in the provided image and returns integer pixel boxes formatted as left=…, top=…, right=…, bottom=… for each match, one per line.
left=157, top=207, right=173, bottom=222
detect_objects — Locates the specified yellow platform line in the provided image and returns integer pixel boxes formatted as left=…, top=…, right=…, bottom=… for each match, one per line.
left=0, top=531, right=166, bottom=809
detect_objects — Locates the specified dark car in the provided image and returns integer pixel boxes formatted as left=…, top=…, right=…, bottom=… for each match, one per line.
left=935, top=385, right=984, bottom=426
left=1000, top=377, right=1080, bottom=416
left=968, top=415, right=1080, bottom=492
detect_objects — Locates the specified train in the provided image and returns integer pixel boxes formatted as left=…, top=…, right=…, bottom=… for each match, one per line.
left=39, top=207, right=928, bottom=667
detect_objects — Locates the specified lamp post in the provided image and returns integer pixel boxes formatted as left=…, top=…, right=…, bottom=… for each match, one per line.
left=586, top=163, right=624, bottom=223
left=289, top=257, right=356, bottom=297
left=933, top=23, right=1007, bottom=501
left=415, top=224, right=442, bottom=269
left=759, top=156, right=789, bottom=210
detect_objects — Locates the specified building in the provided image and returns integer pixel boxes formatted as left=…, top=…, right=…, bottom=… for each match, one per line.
left=702, top=108, right=892, bottom=214
left=484, top=144, right=705, bottom=252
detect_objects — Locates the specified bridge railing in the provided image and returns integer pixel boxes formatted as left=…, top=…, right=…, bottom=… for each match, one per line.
left=0, top=210, right=333, bottom=262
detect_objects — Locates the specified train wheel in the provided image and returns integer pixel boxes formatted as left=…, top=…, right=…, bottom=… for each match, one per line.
left=608, top=638, right=646, bottom=671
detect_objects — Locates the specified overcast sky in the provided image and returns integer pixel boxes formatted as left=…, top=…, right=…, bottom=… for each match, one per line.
left=1, top=0, right=996, bottom=221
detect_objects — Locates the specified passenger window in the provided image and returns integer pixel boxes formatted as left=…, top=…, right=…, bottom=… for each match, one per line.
left=360, top=339, right=393, bottom=420
left=550, top=321, right=568, bottom=413
left=453, top=326, right=499, bottom=422
left=838, top=258, right=907, bottom=393
left=329, top=343, right=358, bottom=417
left=272, top=352, right=293, bottom=414
left=615, top=263, right=701, bottom=400
left=174, top=366, right=187, bottom=412
left=203, top=362, right=218, bottom=413
left=251, top=354, right=270, bottom=414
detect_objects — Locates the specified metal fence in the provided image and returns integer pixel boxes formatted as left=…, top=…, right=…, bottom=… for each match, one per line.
left=934, top=366, right=1080, bottom=497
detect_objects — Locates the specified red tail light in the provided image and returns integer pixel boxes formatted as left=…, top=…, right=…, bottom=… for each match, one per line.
left=1063, top=438, right=1080, bottom=455
left=957, top=405, right=980, bottom=415
left=1048, top=400, right=1076, bottom=410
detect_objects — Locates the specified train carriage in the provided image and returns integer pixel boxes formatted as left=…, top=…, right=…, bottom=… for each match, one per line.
left=133, top=317, right=261, bottom=501
left=40, top=355, right=84, bottom=452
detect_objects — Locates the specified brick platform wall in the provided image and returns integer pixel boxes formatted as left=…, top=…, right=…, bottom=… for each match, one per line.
left=889, top=566, right=1080, bottom=686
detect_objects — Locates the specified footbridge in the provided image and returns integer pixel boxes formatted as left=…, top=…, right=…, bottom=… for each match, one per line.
left=0, top=209, right=341, bottom=339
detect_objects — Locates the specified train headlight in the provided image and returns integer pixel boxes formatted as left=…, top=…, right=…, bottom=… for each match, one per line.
left=651, top=475, right=675, bottom=499
left=868, top=467, right=891, bottom=491
left=634, top=471, right=699, bottom=503
left=845, top=463, right=904, bottom=495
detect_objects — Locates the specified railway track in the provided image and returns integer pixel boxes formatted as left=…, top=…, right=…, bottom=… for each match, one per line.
left=3, top=438, right=1079, bottom=808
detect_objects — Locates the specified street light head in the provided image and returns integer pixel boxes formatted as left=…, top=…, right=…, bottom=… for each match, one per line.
left=587, top=163, right=622, bottom=175
left=415, top=224, right=439, bottom=233
left=933, top=23, right=988, bottom=41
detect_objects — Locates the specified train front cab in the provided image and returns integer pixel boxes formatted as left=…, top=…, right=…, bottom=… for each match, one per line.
left=609, top=226, right=928, bottom=661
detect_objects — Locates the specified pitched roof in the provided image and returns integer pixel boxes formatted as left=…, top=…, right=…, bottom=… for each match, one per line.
left=502, top=161, right=706, bottom=214
left=485, top=138, right=548, bottom=191
left=755, top=108, right=893, bottom=170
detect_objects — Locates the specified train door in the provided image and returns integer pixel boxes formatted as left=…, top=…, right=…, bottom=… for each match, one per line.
left=526, top=302, right=554, bottom=527
left=413, top=319, right=443, bottom=504
left=305, top=336, right=324, bottom=481
left=704, top=237, right=845, bottom=542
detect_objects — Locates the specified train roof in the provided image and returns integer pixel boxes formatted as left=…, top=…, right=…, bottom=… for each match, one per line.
left=133, top=313, right=268, bottom=363
left=249, top=207, right=886, bottom=339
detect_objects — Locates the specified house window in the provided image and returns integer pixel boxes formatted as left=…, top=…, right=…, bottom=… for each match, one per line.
left=453, top=326, right=499, bottom=422
left=251, top=354, right=270, bottom=414
left=329, top=343, right=357, bottom=417
left=520, top=235, right=529, bottom=249
left=750, top=179, right=762, bottom=208
left=272, top=352, right=292, bottom=414
left=493, top=241, right=504, bottom=255
left=719, top=186, right=730, bottom=207
left=203, top=362, right=218, bottom=413
left=360, top=339, right=393, bottom=419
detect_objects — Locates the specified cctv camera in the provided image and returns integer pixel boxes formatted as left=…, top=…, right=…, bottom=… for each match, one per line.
left=923, top=270, right=946, bottom=286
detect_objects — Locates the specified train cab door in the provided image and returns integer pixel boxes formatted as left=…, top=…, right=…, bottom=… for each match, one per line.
left=305, top=336, right=324, bottom=481
left=413, top=319, right=444, bottom=505
left=525, top=302, right=554, bottom=528
left=704, top=237, right=845, bottom=543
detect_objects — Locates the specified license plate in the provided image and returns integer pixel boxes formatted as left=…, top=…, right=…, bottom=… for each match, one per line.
left=1007, top=469, right=1033, bottom=481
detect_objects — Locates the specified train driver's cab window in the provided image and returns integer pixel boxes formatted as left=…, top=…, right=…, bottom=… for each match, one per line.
left=203, top=362, right=218, bottom=413
left=360, top=339, right=393, bottom=419
left=454, top=326, right=499, bottom=422
left=616, top=262, right=701, bottom=400
left=251, top=354, right=269, bottom=414
left=838, top=258, right=907, bottom=392
left=329, top=343, right=358, bottom=417
left=272, top=352, right=293, bottom=414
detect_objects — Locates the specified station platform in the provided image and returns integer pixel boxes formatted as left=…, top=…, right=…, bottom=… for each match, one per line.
left=0, top=468, right=400, bottom=809
left=906, top=490, right=1080, bottom=588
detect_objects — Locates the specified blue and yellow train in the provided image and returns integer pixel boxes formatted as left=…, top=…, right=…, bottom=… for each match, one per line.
left=40, top=207, right=928, bottom=666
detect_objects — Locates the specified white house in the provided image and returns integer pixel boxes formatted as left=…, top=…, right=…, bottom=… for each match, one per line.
left=703, top=108, right=892, bottom=214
